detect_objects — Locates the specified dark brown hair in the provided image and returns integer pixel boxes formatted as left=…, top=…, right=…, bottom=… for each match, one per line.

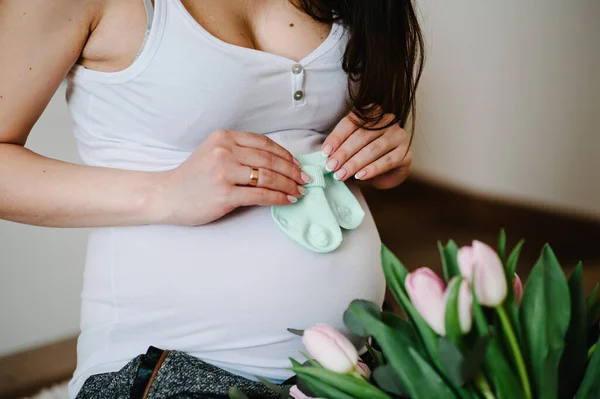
left=294, top=0, right=425, bottom=133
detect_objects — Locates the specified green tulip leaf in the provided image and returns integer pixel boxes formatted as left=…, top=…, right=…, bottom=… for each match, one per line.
left=439, top=338, right=466, bottom=386
left=502, top=240, right=525, bottom=341
left=407, top=346, right=464, bottom=399
left=365, top=341, right=385, bottom=367
left=589, top=300, right=600, bottom=330
left=348, top=301, right=460, bottom=398
left=559, top=262, right=588, bottom=399
left=299, top=374, right=360, bottom=399
left=439, top=336, right=490, bottom=387
left=473, top=268, right=526, bottom=399
left=444, top=276, right=464, bottom=345
left=292, top=366, right=392, bottom=399
left=228, top=387, right=250, bottom=399
left=471, top=277, right=491, bottom=337
left=588, top=283, right=599, bottom=310
left=295, top=372, right=318, bottom=398
left=484, top=334, right=526, bottom=399
left=372, top=364, right=407, bottom=396
left=379, top=312, right=423, bottom=351
left=574, top=334, right=600, bottom=399
left=286, top=328, right=304, bottom=337
left=439, top=240, right=461, bottom=282
left=498, top=229, right=507, bottom=263
left=343, top=299, right=381, bottom=338
left=381, top=246, right=442, bottom=369
left=278, top=385, right=292, bottom=399
left=519, top=244, right=571, bottom=399
left=381, top=244, right=409, bottom=287
left=506, top=239, right=524, bottom=277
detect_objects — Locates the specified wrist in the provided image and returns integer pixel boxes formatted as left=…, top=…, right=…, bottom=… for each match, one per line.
left=139, top=170, right=175, bottom=225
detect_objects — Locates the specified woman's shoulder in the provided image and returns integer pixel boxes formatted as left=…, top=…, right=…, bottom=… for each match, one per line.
left=78, top=0, right=150, bottom=74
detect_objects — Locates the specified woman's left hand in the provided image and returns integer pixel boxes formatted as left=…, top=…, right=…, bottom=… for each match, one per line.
left=321, top=113, right=412, bottom=190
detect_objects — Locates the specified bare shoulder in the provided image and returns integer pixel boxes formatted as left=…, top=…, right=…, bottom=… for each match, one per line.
left=0, top=0, right=104, bottom=144
left=0, top=0, right=104, bottom=30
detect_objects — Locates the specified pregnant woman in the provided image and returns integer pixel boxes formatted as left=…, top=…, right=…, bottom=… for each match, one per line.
left=0, top=0, right=423, bottom=397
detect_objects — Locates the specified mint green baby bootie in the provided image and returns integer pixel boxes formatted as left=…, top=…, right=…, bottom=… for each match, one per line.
left=271, top=152, right=365, bottom=253
left=272, top=153, right=342, bottom=253
left=324, top=172, right=365, bottom=230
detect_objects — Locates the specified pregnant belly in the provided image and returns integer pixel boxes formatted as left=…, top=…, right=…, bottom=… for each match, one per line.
left=79, top=183, right=385, bottom=378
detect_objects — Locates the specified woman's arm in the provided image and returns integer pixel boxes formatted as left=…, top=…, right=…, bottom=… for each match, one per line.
left=0, top=0, right=169, bottom=227
left=0, top=0, right=304, bottom=228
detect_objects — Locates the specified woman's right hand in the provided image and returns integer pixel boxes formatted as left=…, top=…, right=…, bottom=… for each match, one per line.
left=156, top=130, right=312, bottom=226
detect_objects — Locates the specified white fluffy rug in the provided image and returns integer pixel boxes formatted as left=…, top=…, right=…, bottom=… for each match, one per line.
left=23, top=382, right=69, bottom=399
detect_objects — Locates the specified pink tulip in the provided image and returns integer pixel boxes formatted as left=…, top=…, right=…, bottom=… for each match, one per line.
left=443, top=276, right=473, bottom=334
left=458, top=240, right=507, bottom=307
left=513, top=273, right=523, bottom=305
left=290, top=385, right=324, bottom=399
left=356, top=360, right=371, bottom=379
left=302, top=324, right=358, bottom=373
left=405, top=267, right=446, bottom=335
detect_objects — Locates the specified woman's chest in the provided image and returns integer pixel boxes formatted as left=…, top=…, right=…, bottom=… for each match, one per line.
left=81, top=0, right=332, bottom=74
left=71, top=0, right=352, bottom=155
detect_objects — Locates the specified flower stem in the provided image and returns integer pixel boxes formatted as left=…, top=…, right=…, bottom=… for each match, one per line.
left=349, top=369, right=365, bottom=380
left=474, top=372, right=497, bottom=399
left=588, top=343, right=597, bottom=360
left=496, top=305, right=532, bottom=399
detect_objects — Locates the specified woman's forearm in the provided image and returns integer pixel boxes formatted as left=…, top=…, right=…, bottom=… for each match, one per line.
left=0, top=144, right=167, bottom=227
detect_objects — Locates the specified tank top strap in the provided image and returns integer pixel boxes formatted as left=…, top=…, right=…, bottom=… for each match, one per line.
left=136, top=0, right=156, bottom=60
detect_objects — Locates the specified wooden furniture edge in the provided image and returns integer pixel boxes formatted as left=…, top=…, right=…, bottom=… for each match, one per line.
left=0, top=336, right=77, bottom=398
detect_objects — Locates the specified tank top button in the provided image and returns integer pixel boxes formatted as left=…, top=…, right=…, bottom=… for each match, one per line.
left=291, top=64, right=303, bottom=74
left=293, top=90, right=304, bottom=101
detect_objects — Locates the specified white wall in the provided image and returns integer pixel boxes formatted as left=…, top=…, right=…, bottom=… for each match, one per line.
left=0, top=84, right=87, bottom=356
left=412, top=0, right=600, bottom=219
left=1, top=1, right=599, bottom=357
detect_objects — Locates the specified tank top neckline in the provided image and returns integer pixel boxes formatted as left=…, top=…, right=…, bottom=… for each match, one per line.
left=172, top=0, right=344, bottom=67
left=68, top=0, right=346, bottom=84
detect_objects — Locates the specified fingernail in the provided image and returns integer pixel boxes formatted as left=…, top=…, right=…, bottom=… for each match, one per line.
left=334, top=168, right=347, bottom=180
left=293, top=158, right=301, bottom=167
left=355, top=170, right=367, bottom=180
left=287, top=195, right=298, bottom=203
left=326, top=159, right=338, bottom=172
left=322, top=144, right=333, bottom=157
left=301, top=172, right=312, bottom=184
left=298, top=186, right=307, bottom=196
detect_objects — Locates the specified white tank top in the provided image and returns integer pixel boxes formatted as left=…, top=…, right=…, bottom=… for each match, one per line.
left=66, top=1, right=386, bottom=397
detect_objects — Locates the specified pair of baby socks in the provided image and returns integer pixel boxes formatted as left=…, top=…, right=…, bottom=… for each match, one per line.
left=271, top=152, right=365, bottom=253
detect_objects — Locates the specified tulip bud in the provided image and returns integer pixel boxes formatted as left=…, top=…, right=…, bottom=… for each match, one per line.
left=443, top=277, right=473, bottom=334
left=513, top=273, right=523, bottom=305
left=302, top=324, right=358, bottom=373
left=458, top=240, right=507, bottom=307
left=290, top=385, right=324, bottom=399
left=356, top=360, right=371, bottom=379
left=405, top=267, right=446, bottom=335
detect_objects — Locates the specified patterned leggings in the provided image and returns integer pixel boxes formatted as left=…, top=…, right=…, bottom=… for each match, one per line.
left=75, top=347, right=287, bottom=399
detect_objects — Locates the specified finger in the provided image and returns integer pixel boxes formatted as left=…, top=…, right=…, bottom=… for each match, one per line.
left=233, top=166, right=304, bottom=197
left=232, top=187, right=297, bottom=207
left=321, top=114, right=360, bottom=157
left=353, top=147, right=412, bottom=181
left=326, top=128, right=385, bottom=175
left=334, top=135, right=398, bottom=181
left=232, top=132, right=301, bottom=167
left=233, top=147, right=311, bottom=186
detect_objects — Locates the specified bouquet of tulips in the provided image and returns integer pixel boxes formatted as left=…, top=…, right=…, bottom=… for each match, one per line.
left=230, top=231, right=600, bottom=399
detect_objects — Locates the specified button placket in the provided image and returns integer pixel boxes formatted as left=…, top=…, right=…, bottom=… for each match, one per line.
left=291, top=63, right=306, bottom=107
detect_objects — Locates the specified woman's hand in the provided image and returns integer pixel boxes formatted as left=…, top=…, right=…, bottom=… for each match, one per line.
left=321, top=113, right=412, bottom=190
left=157, top=130, right=311, bottom=226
